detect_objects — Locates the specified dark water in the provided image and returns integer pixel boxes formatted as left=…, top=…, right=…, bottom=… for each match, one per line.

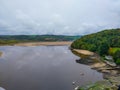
left=0, top=46, right=103, bottom=90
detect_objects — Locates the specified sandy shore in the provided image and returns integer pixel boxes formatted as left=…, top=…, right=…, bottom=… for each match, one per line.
left=73, top=49, right=94, bottom=56
left=15, top=41, right=72, bottom=46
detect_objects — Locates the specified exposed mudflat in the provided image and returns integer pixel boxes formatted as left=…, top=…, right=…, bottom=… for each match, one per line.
left=15, top=41, right=72, bottom=46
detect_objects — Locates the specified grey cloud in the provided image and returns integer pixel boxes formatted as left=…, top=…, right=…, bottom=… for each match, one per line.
left=0, top=0, right=120, bottom=35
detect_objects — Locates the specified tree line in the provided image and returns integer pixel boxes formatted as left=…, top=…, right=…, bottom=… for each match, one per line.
left=0, top=35, right=81, bottom=45
left=71, top=28, right=120, bottom=64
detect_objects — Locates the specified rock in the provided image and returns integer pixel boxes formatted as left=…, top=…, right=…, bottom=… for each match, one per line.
left=72, top=81, right=76, bottom=85
left=108, top=76, right=120, bottom=86
left=101, top=70, right=111, bottom=73
left=105, top=56, right=114, bottom=61
left=90, top=62, right=106, bottom=69
left=80, top=73, right=84, bottom=76
left=74, top=86, right=79, bottom=90
left=0, top=87, right=5, bottom=90
left=105, top=61, right=117, bottom=67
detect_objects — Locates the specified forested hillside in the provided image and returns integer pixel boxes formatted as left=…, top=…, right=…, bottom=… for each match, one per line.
left=71, top=29, right=120, bottom=64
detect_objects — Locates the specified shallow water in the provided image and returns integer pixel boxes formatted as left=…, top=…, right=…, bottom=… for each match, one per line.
left=0, top=46, right=103, bottom=90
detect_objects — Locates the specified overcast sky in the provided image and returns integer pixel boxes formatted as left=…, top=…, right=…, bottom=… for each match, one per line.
left=0, top=0, right=120, bottom=35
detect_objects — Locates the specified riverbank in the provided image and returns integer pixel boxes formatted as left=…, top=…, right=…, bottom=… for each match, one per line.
left=14, top=41, right=72, bottom=46
left=72, top=49, right=120, bottom=90
left=72, top=49, right=94, bottom=56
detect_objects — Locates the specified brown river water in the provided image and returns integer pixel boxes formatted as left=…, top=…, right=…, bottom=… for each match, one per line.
left=0, top=46, right=103, bottom=90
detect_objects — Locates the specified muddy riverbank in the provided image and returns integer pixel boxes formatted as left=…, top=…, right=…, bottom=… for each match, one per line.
left=72, top=49, right=120, bottom=90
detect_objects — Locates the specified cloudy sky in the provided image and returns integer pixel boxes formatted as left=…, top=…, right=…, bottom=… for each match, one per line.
left=0, top=0, right=120, bottom=35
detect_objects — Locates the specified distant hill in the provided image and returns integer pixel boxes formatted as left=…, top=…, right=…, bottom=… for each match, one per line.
left=0, top=35, right=81, bottom=45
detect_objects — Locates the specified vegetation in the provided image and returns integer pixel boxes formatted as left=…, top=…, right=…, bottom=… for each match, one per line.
left=79, top=80, right=118, bottom=90
left=113, top=50, right=120, bottom=64
left=0, top=35, right=80, bottom=45
left=109, top=48, right=120, bottom=55
left=71, top=28, right=120, bottom=64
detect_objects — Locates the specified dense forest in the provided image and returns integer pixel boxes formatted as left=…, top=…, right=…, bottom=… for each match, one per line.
left=0, top=35, right=80, bottom=45
left=71, top=29, right=120, bottom=64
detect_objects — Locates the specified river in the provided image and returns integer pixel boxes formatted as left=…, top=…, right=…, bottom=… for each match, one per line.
left=0, top=46, right=103, bottom=90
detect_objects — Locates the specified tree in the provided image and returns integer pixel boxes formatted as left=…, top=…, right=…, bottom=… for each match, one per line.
left=113, top=50, right=120, bottom=64
left=98, top=42, right=109, bottom=56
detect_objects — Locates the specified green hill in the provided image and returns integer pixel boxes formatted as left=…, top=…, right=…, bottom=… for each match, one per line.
left=71, top=28, right=120, bottom=64
left=0, top=35, right=80, bottom=45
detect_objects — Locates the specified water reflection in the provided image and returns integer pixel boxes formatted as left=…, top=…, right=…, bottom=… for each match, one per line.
left=0, top=46, right=103, bottom=90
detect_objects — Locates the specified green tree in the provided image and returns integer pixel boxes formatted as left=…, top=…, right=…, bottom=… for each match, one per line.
left=97, top=43, right=109, bottom=56
left=113, top=50, right=120, bottom=64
